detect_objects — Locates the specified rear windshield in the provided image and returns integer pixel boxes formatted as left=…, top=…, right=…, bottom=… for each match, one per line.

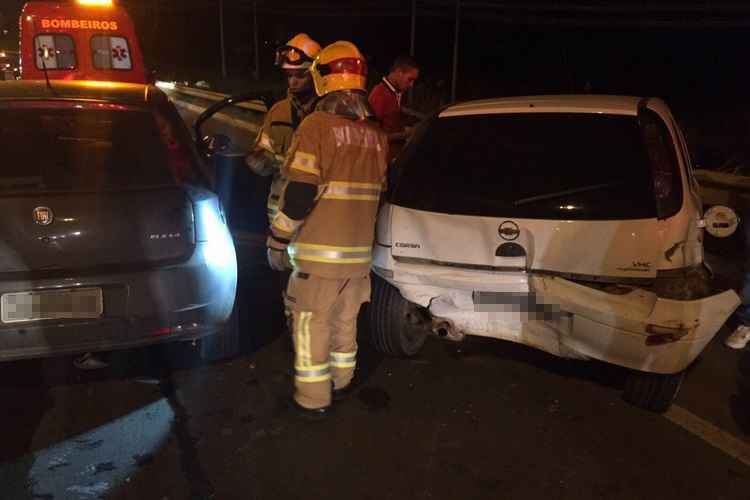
left=392, top=113, right=658, bottom=220
left=0, top=105, right=201, bottom=194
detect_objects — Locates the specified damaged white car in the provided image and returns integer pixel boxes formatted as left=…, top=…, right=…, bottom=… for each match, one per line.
left=369, top=95, right=740, bottom=412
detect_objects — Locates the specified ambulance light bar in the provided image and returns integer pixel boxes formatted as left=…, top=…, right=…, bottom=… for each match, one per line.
left=76, top=0, right=114, bottom=7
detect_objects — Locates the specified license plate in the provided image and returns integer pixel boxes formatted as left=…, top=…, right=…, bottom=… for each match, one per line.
left=473, top=291, right=530, bottom=312
left=1, top=288, right=103, bottom=324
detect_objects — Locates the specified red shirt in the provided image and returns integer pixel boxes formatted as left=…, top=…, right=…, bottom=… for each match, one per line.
left=368, top=77, right=403, bottom=134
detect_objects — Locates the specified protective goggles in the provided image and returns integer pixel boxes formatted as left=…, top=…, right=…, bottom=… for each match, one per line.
left=316, top=58, right=368, bottom=78
left=275, top=45, right=314, bottom=67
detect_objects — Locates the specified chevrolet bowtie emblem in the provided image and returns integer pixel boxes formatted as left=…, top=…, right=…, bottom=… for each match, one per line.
left=498, top=221, right=520, bottom=241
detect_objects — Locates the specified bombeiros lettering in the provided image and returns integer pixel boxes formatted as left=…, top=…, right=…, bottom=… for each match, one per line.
left=40, top=18, right=119, bottom=31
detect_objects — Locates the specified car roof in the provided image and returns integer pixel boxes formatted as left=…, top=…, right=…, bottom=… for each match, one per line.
left=0, top=80, right=158, bottom=107
left=439, top=95, right=667, bottom=118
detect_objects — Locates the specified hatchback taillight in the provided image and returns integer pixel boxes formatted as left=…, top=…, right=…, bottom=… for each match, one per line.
left=639, top=108, right=683, bottom=219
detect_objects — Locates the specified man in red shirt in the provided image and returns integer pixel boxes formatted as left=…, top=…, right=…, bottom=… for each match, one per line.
left=368, top=55, right=419, bottom=161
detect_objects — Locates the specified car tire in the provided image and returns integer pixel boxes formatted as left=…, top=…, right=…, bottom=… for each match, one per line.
left=622, top=369, right=685, bottom=413
left=200, top=304, right=240, bottom=363
left=368, top=274, right=428, bottom=357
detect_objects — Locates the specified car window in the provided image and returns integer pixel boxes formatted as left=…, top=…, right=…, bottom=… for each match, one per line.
left=34, top=34, right=76, bottom=70
left=392, top=113, right=658, bottom=220
left=91, top=35, right=133, bottom=70
left=0, top=103, right=204, bottom=194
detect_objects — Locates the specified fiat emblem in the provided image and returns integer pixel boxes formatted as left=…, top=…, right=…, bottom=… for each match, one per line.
left=498, top=221, right=520, bottom=241
left=33, top=206, right=54, bottom=226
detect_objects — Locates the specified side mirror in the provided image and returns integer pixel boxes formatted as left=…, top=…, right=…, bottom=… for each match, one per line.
left=208, top=134, right=232, bottom=153
left=198, top=133, right=232, bottom=158
left=703, top=205, right=740, bottom=238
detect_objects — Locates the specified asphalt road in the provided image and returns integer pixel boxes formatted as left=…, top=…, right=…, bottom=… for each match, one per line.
left=0, top=240, right=749, bottom=500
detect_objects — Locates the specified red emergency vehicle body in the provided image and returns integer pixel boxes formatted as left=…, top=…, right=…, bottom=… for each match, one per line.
left=19, top=0, right=146, bottom=83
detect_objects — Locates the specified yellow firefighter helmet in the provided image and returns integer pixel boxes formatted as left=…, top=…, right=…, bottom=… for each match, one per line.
left=275, top=33, right=321, bottom=69
left=310, top=41, right=368, bottom=97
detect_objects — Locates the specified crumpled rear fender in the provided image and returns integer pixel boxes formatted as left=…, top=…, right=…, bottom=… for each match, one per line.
left=377, top=261, right=740, bottom=374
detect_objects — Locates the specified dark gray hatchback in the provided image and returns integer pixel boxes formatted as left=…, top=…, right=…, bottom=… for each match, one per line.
left=0, top=81, right=238, bottom=362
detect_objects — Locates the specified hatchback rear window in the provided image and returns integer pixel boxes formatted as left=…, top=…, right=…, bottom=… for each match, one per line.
left=0, top=103, right=201, bottom=194
left=392, top=113, right=659, bottom=220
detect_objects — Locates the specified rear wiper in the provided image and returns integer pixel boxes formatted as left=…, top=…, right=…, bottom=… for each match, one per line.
left=514, top=182, right=622, bottom=206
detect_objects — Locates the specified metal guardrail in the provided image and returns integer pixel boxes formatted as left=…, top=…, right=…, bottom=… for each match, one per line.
left=694, top=169, right=750, bottom=213
left=694, top=169, right=750, bottom=192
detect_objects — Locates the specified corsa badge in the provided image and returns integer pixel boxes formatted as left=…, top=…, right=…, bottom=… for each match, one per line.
left=33, top=206, right=54, bottom=226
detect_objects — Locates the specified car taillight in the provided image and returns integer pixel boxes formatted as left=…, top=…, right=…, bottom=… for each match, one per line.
left=652, top=169, right=673, bottom=199
left=166, top=143, right=192, bottom=184
left=639, top=108, right=683, bottom=219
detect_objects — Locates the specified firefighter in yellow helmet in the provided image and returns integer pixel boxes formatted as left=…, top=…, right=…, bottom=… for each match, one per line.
left=246, top=33, right=321, bottom=224
left=267, top=41, right=388, bottom=417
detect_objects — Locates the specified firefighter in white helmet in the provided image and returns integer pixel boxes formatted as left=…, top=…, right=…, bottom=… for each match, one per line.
left=246, top=33, right=321, bottom=338
left=267, top=41, right=388, bottom=417
left=246, top=33, right=321, bottom=224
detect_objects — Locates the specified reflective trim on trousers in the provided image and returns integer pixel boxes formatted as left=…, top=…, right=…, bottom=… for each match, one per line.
left=289, top=243, right=372, bottom=265
left=321, top=181, right=381, bottom=202
left=330, top=350, right=357, bottom=369
left=295, top=312, right=313, bottom=368
left=295, top=363, right=331, bottom=384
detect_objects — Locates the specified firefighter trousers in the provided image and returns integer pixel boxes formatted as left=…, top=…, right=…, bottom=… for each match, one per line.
left=285, top=272, right=371, bottom=409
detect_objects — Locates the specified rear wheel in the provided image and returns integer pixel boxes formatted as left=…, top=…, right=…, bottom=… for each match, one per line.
left=368, top=274, right=428, bottom=357
left=200, top=305, right=240, bottom=363
left=622, top=368, right=685, bottom=413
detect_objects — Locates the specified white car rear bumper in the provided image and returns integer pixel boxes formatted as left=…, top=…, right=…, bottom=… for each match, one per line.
left=373, top=253, right=739, bottom=374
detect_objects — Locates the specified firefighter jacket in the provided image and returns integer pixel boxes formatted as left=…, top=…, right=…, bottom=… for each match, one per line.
left=270, top=111, right=388, bottom=279
left=251, top=94, right=314, bottom=220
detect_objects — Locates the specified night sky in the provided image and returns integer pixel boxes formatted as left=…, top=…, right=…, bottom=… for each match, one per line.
left=2, top=1, right=750, bottom=165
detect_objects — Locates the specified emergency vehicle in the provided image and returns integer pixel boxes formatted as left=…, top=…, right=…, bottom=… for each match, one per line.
left=19, top=0, right=146, bottom=83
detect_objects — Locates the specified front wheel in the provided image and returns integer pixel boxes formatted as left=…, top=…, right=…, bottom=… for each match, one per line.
left=367, top=274, right=428, bottom=357
left=622, top=368, right=686, bottom=413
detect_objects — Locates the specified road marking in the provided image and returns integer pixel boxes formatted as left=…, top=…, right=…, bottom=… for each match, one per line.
left=665, top=405, right=750, bottom=468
